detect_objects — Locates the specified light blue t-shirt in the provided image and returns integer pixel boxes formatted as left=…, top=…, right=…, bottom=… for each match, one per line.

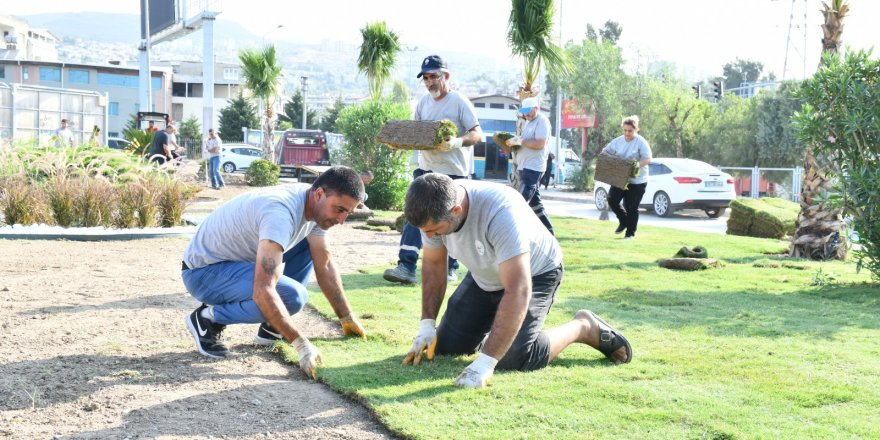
left=601, top=134, right=652, bottom=184
left=422, top=181, right=562, bottom=291
left=416, top=91, right=480, bottom=176
left=183, top=184, right=325, bottom=269
left=516, top=113, right=551, bottom=172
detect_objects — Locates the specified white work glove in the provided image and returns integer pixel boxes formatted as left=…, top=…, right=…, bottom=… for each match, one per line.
left=292, top=336, right=323, bottom=379
left=454, top=353, right=498, bottom=388
left=339, top=313, right=366, bottom=339
left=505, top=136, right=523, bottom=148
left=402, top=319, right=437, bottom=365
left=437, top=136, right=464, bottom=152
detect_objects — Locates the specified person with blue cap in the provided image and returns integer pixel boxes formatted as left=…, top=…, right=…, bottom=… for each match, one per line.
left=505, top=96, right=554, bottom=234
left=383, top=54, right=483, bottom=286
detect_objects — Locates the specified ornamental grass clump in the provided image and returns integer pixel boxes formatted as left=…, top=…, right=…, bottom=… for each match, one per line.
left=156, top=178, right=197, bottom=227
left=45, top=175, right=78, bottom=227
left=0, top=175, right=47, bottom=226
left=75, top=177, right=114, bottom=227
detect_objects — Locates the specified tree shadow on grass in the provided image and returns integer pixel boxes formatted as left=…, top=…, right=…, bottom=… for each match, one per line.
left=554, top=283, right=880, bottom=339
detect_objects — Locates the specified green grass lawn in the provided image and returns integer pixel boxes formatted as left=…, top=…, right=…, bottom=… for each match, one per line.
left=306, top=216, right=879, bottom=440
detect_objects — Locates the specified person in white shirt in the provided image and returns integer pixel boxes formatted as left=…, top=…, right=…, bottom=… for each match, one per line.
left=54, top=119, right=74, bottom=148
left=600, top=115, right=653, bottom=239
left=205, top=128, right=225, bottom=189
left=401, top=174, right=632, bottom=388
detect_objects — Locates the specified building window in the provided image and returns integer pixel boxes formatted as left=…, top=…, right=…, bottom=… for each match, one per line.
left=0, top=67, right=5, bottom=79
left=223, top=68, right=240, bottom=80
left=96, top=73, right=162, bottom=89
left=109, top=102, right=119, bottom=116
left=489, top=103, right=504, bottom=109
left=69, top=69, right=90, bottom=84
left=39, top=67, right=61, bottom=82
left=474, top=102, right=486, bottom=108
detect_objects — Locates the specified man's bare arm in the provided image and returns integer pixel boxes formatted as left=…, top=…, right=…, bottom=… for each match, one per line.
left=252, top=239, right=303, bottom=343
left=421, top=245, right=450, bottom=320
left=480, top=253, right=532, bottom=359
left=307, top=234, right=353, bottom=319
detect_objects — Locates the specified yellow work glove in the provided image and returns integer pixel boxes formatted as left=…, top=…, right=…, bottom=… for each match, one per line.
left=402, top=319, right=437, bottom=365
left=292, top=336, right=323, bottom=379
left=436, top=136, right=464, bottom=152
left=340, top=313, right=366, bottom=339
left=453, top=353, right=498, bottom=388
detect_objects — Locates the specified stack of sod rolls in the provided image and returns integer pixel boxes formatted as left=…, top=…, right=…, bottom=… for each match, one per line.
left=377, top=120, right=458, bottom=150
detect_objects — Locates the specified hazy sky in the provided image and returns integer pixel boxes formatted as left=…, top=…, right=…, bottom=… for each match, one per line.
left=5, top=0, right=879, bottom=80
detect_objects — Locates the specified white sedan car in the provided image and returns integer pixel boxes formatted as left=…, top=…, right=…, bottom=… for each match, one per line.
left=219, top=144, right=263, bottom=173
left=594, top=158, right=736, bottom=218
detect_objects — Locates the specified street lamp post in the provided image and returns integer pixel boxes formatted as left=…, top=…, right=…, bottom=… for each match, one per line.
left=300, top=76, right=308, bottom=129
left=405, top=45, right=418, bottom=91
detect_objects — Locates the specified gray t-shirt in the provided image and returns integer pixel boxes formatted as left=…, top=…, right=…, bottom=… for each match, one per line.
left=517, top=113, right=551, bottom=172
left=183, top=184, right=325, bottom=269
left=416, top=91, right=480, bottom=176
left=601, top=134, right=652, bottom=184
left=422, top=181, right=562, bottom=291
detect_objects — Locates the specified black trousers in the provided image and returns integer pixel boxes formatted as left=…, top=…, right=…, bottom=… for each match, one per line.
left=608, top=182, right=647, bottom=237
left=434, top=266, right=563, bottom=371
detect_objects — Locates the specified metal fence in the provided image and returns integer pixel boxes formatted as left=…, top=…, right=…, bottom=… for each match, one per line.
left=718, top=166, right=804, bottom=203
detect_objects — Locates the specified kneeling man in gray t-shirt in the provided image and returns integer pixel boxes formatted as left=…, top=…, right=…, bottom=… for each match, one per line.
left=400, top=174, right=633, bottom=388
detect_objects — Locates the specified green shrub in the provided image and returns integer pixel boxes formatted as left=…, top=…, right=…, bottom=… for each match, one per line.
left=568, top=165, right=594, bottom=192
left=245, top=159, right=280, bottom=187
left=794, top=49, right=880, bottom=280
left=336, top=98, right=411, bottom=210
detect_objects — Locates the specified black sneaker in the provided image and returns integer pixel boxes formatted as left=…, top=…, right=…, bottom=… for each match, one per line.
left=254, top=322, right=283, bottom=346
left=614, top=224, right=626, bottom=234
left=185, top=304, right=229, bottom=359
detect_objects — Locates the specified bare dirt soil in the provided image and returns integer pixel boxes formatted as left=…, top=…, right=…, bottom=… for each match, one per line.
left=0, top=180, right=403, bottom=439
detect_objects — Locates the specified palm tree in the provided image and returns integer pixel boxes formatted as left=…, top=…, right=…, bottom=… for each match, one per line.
left=790, top=0, right=849, bottom=260
left=239, top=45, right=283, bottom=160
left=507, top=0, right=571, bottom=101
left=357, top=21, right=401, bottom=100
left=507, top=0, right=572, bottom=187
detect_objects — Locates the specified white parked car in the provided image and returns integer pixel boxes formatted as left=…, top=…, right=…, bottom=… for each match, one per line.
left=594, top=158, right=736, bottom=218
left=219, top=144, right=263, bottom=173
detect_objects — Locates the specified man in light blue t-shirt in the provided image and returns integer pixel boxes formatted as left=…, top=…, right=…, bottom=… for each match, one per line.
left=181, top=166, right=367, bottom=379
left=383, top=54, right=483, bottom=286
left=506, top=96, right=554, bottom=234
left=400, top=174, right=632, bottom=388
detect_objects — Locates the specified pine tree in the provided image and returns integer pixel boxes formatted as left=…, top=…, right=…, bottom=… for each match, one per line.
left=218, top=93, right=259, bottom=142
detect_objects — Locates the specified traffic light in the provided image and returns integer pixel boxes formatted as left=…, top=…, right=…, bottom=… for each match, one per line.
left=712, top=81, right=724, bottom=101
left=692, top=84, right=702, bottom=99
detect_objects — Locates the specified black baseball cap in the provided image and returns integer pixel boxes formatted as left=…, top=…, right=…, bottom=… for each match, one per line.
left=416, top=55, right=448, bottom=78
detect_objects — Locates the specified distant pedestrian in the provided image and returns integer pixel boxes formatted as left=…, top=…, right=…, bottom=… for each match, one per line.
left=205, top=128, right=225, bottom=189
left=145, top=120, right=158, bottom=134
left=600, top=115, right=652, bottom=240
left=54, top=119, right=74, bottom=148
left=88, top=125, right=101, bottom=148
left=541, top=153, right=555, bottom=190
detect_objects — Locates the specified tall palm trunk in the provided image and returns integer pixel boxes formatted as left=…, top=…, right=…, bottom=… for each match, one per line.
left=789, top=0, right=849, bottom=260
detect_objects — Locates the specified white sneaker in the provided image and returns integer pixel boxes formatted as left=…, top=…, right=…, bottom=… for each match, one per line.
left=447, top=268, right=458, bottom=283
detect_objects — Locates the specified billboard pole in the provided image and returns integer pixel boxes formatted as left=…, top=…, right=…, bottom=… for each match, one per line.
left=139, top=0, right=153, bottom=116
left=202, top=11, right=217, bottom=137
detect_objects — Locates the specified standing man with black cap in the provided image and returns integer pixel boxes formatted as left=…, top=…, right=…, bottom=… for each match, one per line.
left=383, top=55, right=483, bottom=286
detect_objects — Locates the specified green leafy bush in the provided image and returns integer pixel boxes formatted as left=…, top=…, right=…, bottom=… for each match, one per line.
left=335, top=99, right=411, bottom=210
left=794, top=49, right=880, bottom=279
left=245, top=159, right=280, bottom=187
left=568, top=164, right=594, bottom=193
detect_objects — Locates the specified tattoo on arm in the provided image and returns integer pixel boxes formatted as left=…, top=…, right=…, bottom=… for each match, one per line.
left=260, top=255, right=278, bottom=274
